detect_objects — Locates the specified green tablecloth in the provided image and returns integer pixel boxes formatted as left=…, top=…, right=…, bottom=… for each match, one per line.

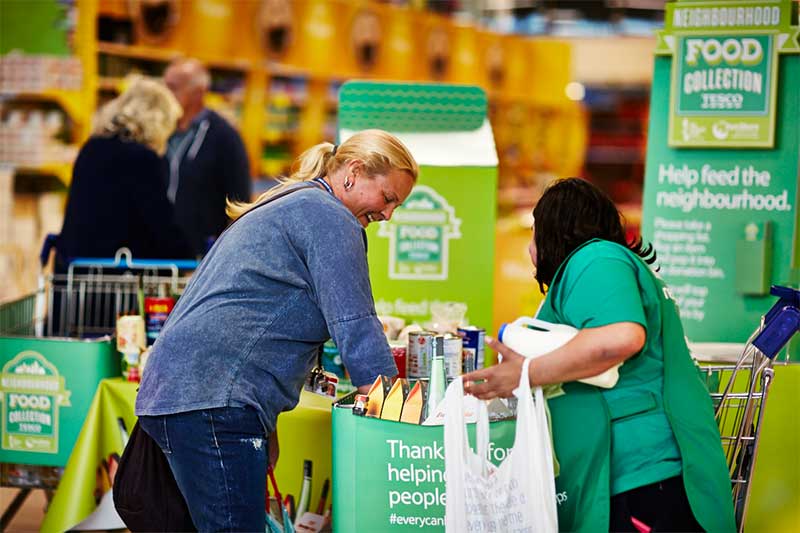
left=41, top=378, right=335, bottom=533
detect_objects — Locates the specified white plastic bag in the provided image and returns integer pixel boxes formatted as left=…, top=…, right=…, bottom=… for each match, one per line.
left=444, top=358, right=558, bottom=532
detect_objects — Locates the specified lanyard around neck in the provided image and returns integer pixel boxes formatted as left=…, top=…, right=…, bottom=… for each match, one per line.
left=312, top=177, right=334, bottom=196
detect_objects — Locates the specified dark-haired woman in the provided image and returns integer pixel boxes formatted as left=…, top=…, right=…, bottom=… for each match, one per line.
left=464, top=178, right=735, bottom=532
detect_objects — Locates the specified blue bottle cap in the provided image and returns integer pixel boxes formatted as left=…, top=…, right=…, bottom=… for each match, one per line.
left=498, top=323, right=508, bottom=343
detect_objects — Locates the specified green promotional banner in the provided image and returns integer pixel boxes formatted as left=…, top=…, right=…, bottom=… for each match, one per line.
left=339, top=82, right=498, bottom=337
left=643, top=0, right=800, bottom=351
left=369, top=167, right=496, bottom=330
left=0, top=336, right=119, bottom=466
left=656, top=0, right=800, bottom=147
left=332, top=407, right=516, bottom=532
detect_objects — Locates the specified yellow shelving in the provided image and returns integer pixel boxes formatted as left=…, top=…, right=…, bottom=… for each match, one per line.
left=0, top=89, right=87, bottom=126
left=97, top=76, right=124, bottom=92
left=13, top=162, right=73, bottom=187
left=96, top=41, right=181, bottom=63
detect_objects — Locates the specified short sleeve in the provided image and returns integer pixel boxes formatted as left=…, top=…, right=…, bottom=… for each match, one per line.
left=290, top=198, right=396, bottom=386
left=556, top=249, right=647, bottom=331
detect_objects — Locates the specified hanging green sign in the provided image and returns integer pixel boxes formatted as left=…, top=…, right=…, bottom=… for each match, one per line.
left=1, top=351, right=71, bottom=454
left=643, top=0, right=800, bottom=354
left=657, top=0, right=800, bottom=147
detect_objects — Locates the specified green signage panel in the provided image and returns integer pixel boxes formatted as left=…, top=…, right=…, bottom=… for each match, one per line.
left=369, top=167, right=496, bottom=331
left=0, top=336, right=120, bottom=466
left=658, top=0, right=800, bottom=147
left=643, top=0, right=800, bottom=355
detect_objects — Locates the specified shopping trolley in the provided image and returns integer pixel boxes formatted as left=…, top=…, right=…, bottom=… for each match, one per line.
left=0, top=237, right=197, bottom=529
left=697, top=285, right=800, bottom=533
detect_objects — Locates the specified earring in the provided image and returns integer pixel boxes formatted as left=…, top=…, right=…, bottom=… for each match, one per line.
left=344, top=176, right=353, bottom=190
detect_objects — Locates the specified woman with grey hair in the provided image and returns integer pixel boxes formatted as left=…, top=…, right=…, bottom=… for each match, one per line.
left=57, top=75, right=193, bottom=268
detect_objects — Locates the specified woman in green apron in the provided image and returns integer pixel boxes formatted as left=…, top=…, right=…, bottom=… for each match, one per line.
left=464, top=178, right=735, bottom=532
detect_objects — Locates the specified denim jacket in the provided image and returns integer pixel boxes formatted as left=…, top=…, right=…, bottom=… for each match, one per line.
left=136, top=185, right=396, bottom=433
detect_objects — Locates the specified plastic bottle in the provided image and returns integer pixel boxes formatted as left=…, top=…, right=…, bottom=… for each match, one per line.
left=424, top=336, right=447, bottom=420
left=293, top=460, right=313, bottom=526
left=498, top=317, right=620, bottom=388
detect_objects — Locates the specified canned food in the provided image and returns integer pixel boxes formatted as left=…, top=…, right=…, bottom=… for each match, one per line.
left=353, top=394, right=369, bottom=416
left=458, top=327, right=486, bottom=372
left=144, top=296, right=175, bottom=345
left=390, top=344, right=407, bottom=379
left=443, top=334, right=463, bottom=383
left=408, top=331, right=434, bottom=378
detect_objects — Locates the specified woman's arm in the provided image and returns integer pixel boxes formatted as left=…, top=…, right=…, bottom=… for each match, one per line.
left=463, top=321, right=645, bottom=400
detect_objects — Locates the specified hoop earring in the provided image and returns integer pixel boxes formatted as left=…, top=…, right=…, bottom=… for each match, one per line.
left=344, top=176, right=353, bottom=190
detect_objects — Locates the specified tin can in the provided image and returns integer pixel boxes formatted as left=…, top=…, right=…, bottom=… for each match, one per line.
left=390, top=343, right=407, bottom=379
left=458, top=326, right=485, bottom=372
left=443, top=334, right=463, bottom=383
left=408, top=331, right=434, bottom=378
left=321, top=340, right=346, bottom=379
left=144, top=296, right=175, bottom=345
left=126, top=365, right=140, bottom=383
left=352, top=394, right=369, bottom=416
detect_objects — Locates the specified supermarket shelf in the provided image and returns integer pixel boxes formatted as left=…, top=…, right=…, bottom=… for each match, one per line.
left=261, top=132, right=298, bottom=144
left=201, top=56, right=253, bottom=72
left=97, top=42, right=253, bottom=72
left=97, top=41, right=180, bottom=62
left=0, top=89, right=85, bottom=124
left=97, top=76, right=123, bottom=92
left=13, top=162, right=73, bottom=186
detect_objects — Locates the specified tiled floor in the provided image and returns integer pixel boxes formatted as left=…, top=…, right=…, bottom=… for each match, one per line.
left=1, top=487, right=47, bottom=532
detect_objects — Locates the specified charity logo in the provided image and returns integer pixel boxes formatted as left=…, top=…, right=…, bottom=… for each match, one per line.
left=378, top=185, right=462, bottom=280
left=682, top=118, right=707, bottom=141
left=1, top=351, right=71, bottom=454
left=711, top=120, right=760, bottom=139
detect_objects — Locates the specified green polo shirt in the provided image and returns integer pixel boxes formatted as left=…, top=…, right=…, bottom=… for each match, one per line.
left=538, top=240, right=682, bottom=496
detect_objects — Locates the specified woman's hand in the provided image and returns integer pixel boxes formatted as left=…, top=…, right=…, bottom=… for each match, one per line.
left=462, top=337, right=528, bottom=400
left=268, top=429, right=279, bottom=470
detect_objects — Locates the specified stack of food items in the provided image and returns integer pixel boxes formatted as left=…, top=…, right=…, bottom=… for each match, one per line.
left=345, top=321, right=487, bottom=425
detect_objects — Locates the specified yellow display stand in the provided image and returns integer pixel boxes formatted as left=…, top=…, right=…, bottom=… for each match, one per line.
left=274, top=390, right=334, bottom=515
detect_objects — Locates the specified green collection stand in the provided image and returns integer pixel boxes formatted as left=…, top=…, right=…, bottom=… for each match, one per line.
left=641, top=1, right=800, bottom=530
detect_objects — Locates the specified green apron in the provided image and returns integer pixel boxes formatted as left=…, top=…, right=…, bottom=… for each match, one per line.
left=546, top=240, right=735, bottom=533
left=549, top=383, right=611, bottom=532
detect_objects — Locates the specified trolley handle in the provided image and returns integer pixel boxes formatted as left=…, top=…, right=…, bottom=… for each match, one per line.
left=752, top=286, right=800, bottom=359
left=68, top=248, right=199, bottom=271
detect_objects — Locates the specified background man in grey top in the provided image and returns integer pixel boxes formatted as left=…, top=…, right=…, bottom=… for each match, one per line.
left=133, top=130, right=418, bottom=530
left=164, top=58, right=251, bottom=256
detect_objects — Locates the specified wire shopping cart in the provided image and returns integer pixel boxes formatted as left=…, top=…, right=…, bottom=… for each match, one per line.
left=0, top=237, right=197, bottom=529
left=697, top=285, right=800, bottom=533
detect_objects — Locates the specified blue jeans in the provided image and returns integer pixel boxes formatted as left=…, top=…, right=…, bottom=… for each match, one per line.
left=139, top=406, right=267, bottom=532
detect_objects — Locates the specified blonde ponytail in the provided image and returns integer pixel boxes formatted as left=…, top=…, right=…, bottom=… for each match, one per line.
left=226, top=142, right=336, bottom=220
left=226, top=129, right=418, bottom=221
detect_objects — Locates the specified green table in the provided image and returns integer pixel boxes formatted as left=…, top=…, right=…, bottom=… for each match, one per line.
left=41, top=378, right=335, bottom=532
